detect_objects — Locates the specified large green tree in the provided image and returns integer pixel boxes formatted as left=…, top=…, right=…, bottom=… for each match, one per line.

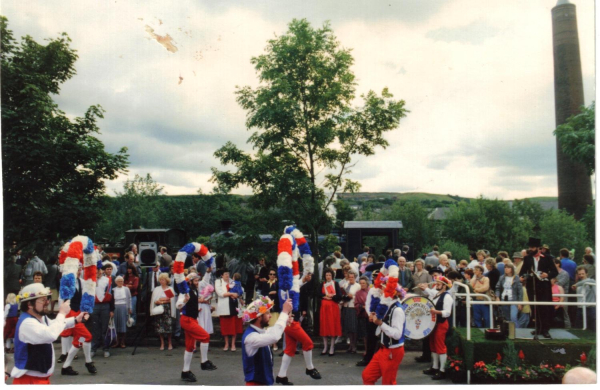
left=1, top=17, right=128, bottom=253
left=554, top=101, right=595, bottom=176
left=539, top=209, right=591, bottom=262
left=211, top=19, right=407, bottom=258
left=441, top=198, right=532, bottom=254
left=382, top=201, right=438, bottom=255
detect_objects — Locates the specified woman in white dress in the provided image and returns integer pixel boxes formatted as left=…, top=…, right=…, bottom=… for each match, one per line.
left=197, top=269, right=214, bottom=334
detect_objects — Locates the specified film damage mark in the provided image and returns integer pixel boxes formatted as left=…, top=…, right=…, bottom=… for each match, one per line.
left=145, top=25, right=178, bottom=53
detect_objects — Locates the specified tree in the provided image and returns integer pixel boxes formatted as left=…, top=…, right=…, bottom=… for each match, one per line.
left=333, top=199, right=357, bottom=230
left=382, top=201, right=438, bottom=255
left=441, top=198, right=532, bottom=254
left=1, top=17, right=128, bottom=252
left=539, top=209, right=591, bottom=262
left=511, top=199, right=547, bottom=229
left=211, top=19, right=407, bottom=258
left=554, top=101, right=595, bottom=175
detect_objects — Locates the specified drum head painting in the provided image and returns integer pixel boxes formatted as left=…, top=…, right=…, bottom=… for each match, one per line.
left=401, top=296, right=436, bottom=340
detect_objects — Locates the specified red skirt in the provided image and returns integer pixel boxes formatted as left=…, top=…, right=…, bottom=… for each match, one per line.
left=320, top=299, right=342, bottom=337
left=220, top=315, right=241, bottom=336
left=4, top=317, right=18, bottom=339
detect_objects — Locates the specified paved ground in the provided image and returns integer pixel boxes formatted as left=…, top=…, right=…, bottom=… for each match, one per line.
left=4, top=342, right=449, bottom=385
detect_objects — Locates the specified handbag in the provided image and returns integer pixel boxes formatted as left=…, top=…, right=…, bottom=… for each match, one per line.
left=151, top=305, right=164, bottom=316
left=104, top=318, right=117, bottom=348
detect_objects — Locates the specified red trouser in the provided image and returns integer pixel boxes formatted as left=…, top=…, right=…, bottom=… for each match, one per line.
left=59, top=310, right=92, bottom=348
left=362, top=345, right=405, bottom=385
left=283, top=321, right=314, bottom=357
left=12, top=375, right=51, bottom=385
left=429, top=320, right=448, bottom=354
left=245, top=381, right=263, bottom=386
left=181, top=315, right=210, bottom=352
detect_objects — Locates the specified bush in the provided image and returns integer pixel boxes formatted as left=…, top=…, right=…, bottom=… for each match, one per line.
left=539, top=209, right=591, bottom=263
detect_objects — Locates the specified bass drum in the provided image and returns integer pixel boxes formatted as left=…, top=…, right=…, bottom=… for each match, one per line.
left=401, top=295, right=437, bottom=340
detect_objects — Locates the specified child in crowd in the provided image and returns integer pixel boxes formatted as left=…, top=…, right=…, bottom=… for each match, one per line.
left=4, top=294, right=18, bottom=353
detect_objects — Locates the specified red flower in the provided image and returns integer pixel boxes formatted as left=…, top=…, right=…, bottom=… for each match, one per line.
left=518, top=350, right=525, bottom=360
left=455, top=366, right=460, bottom=371
left=496, top=353, right=502, bottom=362
left=580, top=352, right=587, bottom=365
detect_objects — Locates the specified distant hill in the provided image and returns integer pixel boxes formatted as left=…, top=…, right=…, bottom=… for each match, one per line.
left=336, top=192, right=558, bottom=203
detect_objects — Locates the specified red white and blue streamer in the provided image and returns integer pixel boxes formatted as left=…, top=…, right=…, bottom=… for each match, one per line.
left=58, top=235, right=99, bottom=313
left=277, top=226, right=315, bottom=311
left=174, top=242, right=214, bottom=295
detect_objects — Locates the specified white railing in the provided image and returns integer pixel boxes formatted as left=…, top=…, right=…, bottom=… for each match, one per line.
left=451, top=280, right=596, bottom=385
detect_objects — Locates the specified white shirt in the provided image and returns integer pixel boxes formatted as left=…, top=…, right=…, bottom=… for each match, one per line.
left=113, top=286, right=132, bottom=310
left=423, top=288, right=453, bottom=318
left=343, top=282, right=361, bottom=307
left=243, top=312, right=289, bottom=357
left=95, top=275, right=111, bottom=302
left=467, top=260, right=480, bottom=270
left=502, top=276, right=514, bottom=300
left=377, top=300, right=406, bottom=349
left=11, top=313, right=76, bottom=378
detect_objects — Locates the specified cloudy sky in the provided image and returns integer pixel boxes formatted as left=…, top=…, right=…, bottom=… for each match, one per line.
left=3, top=0, right=596, bottom=200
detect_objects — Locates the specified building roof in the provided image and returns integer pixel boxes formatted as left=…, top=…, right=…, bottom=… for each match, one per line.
left=343, top=221, right=403, bottom=229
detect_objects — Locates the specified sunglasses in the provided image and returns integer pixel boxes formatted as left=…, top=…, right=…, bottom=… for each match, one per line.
left=269, top=273, right=276, bottom=276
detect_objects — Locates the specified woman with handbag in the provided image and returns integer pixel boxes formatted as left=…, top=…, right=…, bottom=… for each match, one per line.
left=319, top=268, right=342, bottom=356
left=215, top=269, right=239, bottom=351
left=354, top=277, right=370, bottom=356
left=151, top=273, right=176, bottom=350
left=113, top=276, right=132, bottom=348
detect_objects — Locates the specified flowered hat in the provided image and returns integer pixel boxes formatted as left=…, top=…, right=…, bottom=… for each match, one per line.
left=434, top=275, right=452, bottom=288
left=239, top=296, right=274, bottom=323
left=17, top=283, right=52, bottom=303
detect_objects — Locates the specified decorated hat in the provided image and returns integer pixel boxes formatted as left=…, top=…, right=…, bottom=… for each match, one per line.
left=17, top=283, right=52, bottom=303
left=429, top=266, right=444, bottom=275
left=527, top=237, right=541, bottom=248
left=433, top=275, right=452, bottom=288
left=372, top=259, right=402, bottom=320
left=101, top=261, right=114, bottom=270
left=239, top=296, right=274, bottom=323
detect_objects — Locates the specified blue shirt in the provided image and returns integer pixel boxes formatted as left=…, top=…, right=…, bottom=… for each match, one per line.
left=561, top=258, right=577, bottom=281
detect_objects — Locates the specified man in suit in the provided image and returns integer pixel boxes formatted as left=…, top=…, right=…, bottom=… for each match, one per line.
left=397, top=257, right=413, bottom=291
left=519, top=237, right=558, bottom=338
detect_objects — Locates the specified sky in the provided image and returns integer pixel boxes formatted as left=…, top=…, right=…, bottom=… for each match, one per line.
left=2, top=0, right=596, bottom=200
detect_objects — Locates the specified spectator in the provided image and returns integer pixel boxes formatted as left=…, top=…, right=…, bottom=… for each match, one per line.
left=117, top=252, right=141, bottom=277
left=361, top=255, right=376, bottom=281
left=298, top=273, right=313, bottom=335
left=562, top=366, right=597, bottom=384
left=485, top=258, right=500, bottom=295
left=424, top=251, right=440, bottom=268
left=495, top=256, right=505, bottom=275
left=4, top=255, right=22, bottom=298
left=319, top=268, right=342, bottom=356
left=112, top=276, right=132, bottom=348
left=558, top=248, right=577, bottom=283
left=341, top=269, right=360, bottom=354
left=572, top=267, right=596, bottom=331
left=495, top=263, right=522, bottom=326
left=582, top=255, right=595, bottom=280
left=354, top=276, right=369, bottom=356
left=358, top=246, right=370, bottom=264
left=32, top=271, right=43, bottom=285
left=150, top=272, right=176, bottom=350
left=584, top=247, right=595, bottom=261
left=124, top=264, right=140, bottom=326
left=466, top=251, right=479, bottom=270
left=91, top=263, right=115, bottom=358
left=550, top=277, right=567, bottom=328
left=260, top=268, right=280, bottom=350
left=457, top=260, right=468, bottom=277
left=517, top=287, right=531, bottom=328
left=411, top=259, right=432, bottom=296
left=21, top=253, right=47, bottom=287
left=443, top=251, right=457, bottom=270
left=512, top=252, right=524, bottom=275
left=470, top=265, right=490, bottom=328
left=216, top=269, right=240, bottom=351
left=438, top=254, right=452, bottom=274
left=4, top=293, right=18, bottom=353
left=401, top=245, right=413, bottom=262
left=44, top=257, right=60, bottom=314
left=447, top=271, right=470, bottom=327
left=397, top=257, right=413, bottom=291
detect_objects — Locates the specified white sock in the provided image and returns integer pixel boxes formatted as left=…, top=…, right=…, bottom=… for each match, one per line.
left=439, top=354, right=447, bottom=373
left=322, top=337, right=328, bottom=354
left=303, top=350, right=314, bottom=370
left=278, top=353, right=293, bottom=377
left=431, top=352, right=439, bottom=370
left=61, top=337, right=72, bottom=355
left=329, top=338, right=335, bottom=354
left=63, top=345, right=79, bottom=368
left=82, top=342, right=92, bottom=363
left=200, top=343, right=209, bottom=363
left=183, top=351, right=193, bottom=372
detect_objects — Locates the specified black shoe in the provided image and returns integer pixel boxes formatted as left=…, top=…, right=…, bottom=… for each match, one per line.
left=61, top=366, right=79, bottom=376
left=356, top=360, right=368, bottom=367
left=320, top=351, right=327, bottom=356
left=276, top=376, right=294, bottom=385
left=423, top=368, right=438, bottom=375
left=57, top=354, right=67, bottom=363
left=181, top=371, right=197, bottom=382
left=328, top=352, right=335, bottom=357
left=432, top=371, right=447, bottom=380
left=295, top=350, right=300, bottom=355
left=415, top=355, right=431, bottom=363
left=85, top=362, right=97, bottom=374
left=542, top=331, right=552, bottom=339
left=306, top=368, right=321, bottom=380
left=201, top=360, right=217, bottom=371
left=278, top=351, right=285, bottom=357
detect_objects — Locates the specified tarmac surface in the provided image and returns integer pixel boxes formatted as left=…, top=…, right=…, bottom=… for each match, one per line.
left=4, top=340, right=447, bottom=386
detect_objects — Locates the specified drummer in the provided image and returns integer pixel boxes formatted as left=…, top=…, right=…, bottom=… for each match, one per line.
left=418, top=276, right=453, bottom=381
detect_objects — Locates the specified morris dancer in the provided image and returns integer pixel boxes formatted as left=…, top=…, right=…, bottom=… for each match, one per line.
left=275, top=226, right=322, bottom=385
left=11, top=284, right=86, bottom=384
left=176, top=273, right=217, bottom=382
left=419, top=276, right=454, bottom=380
left=362, top=259, right=407, bottom=385
left=59, top=271, right=96, bottom=375
left=241, top=297, right=293, bottom=386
